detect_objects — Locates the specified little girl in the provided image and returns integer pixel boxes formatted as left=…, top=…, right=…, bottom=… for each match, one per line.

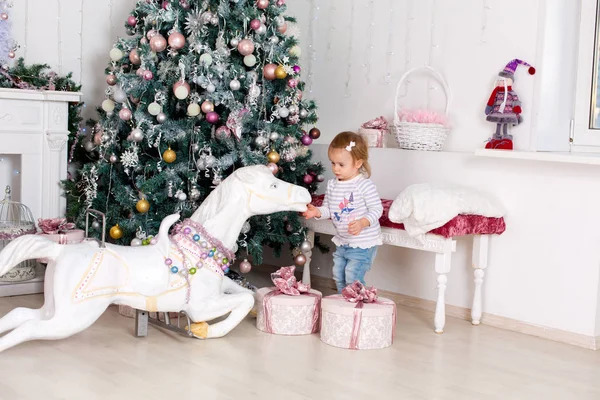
left=303, top=131, right=383, bottom=293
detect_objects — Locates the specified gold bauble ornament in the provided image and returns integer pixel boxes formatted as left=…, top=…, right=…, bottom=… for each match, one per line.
left=109, top=224, right=123, bottom=239
left=267, top=149, right=280, bottom=164
left=136, top=198, right=150, bottom=213
left=163, top=147, right=176, bottom=163
left=275, top=65, right=287, bottom=79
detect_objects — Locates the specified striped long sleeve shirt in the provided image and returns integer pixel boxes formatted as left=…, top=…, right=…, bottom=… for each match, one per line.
left=316, top=174, right=383, bottom=249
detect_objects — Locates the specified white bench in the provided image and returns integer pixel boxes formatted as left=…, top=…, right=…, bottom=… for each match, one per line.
left=302, top=218, right=490, bottom=333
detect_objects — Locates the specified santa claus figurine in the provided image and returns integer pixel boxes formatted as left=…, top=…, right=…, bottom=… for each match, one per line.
left=484, top=59, right=536, bottom=150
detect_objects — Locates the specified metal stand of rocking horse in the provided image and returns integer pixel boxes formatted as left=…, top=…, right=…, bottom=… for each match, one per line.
left=85, top=209, right=196, bottom=339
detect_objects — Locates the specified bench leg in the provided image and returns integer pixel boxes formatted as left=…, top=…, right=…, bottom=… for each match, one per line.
left=471, top=235, right=489, bottom=326
left=135, top=309, right=148, bottom=337
left=434, top=250, right=452, bottom=334
left=302, top=230, right=315, bottom=286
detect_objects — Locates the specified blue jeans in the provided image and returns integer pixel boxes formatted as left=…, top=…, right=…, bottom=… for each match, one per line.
left=332, top=245, right=379, bottom=293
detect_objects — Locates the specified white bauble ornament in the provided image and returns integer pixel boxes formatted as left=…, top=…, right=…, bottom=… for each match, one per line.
left=289, top=45, right=301, bottom=57
left=113, top=88, right=127, bottom=103
left=109, top=48, right=123, bottom=61
left=229, top=79, right=241, bottom=91
left=278, top=107, right=290, bottom=118
left=199, top=53, right=213, bottom=66
left=187, top=103, right=201, bottom=116
left=102, top=99, right=115, bottom=112
left=131, top=238, right=142, bottom=246
left=148, top=102, right=161, bottom=115
left=177, top=192, right=187, bottom=201
left=131, top=128, right=144, bottom=142
left=206, top=83, right=216, bottom=93
left=243, top=55, right=257, bottom=67
left=269, top=131, right=279, bottom=141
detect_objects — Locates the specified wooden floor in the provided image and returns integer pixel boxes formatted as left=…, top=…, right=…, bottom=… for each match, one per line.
left=1, top=291, right=600, bottom=400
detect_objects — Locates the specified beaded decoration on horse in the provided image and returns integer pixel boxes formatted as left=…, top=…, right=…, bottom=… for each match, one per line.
left=163, top=219, right=236, bottom=302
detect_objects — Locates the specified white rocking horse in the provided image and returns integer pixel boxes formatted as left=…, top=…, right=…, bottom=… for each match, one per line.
left=0, top=165, right=311, bottom=352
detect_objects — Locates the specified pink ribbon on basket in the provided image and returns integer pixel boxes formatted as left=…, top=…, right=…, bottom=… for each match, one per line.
left=38, top=218, right=77, bottom=244
left=262, top=266, right=321, bottom=334
left=339, top=281, right=397, bottom=350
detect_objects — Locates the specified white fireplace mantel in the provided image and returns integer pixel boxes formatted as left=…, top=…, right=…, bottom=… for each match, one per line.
left=0, top=87, right=82, bottom=220
left=0, top=88, right=82, bottom=297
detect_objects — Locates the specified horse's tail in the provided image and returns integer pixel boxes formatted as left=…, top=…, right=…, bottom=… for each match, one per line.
left=0, top=235, right=62, bottom=276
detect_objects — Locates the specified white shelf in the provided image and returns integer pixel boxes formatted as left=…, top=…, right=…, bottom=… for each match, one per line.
left=475, top=149, right=600, bottom=165
left=0, top=275, right=44, bottom=297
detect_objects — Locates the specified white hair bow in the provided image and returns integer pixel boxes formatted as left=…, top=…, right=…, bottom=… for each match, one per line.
left=345, top=141, right=356, bottom=151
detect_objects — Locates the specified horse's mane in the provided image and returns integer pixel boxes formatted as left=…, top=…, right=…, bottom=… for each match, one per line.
left=190, top=170, right=241, bottom=224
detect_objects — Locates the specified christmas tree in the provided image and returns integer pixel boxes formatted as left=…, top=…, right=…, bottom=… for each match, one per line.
left=0, top=0, right=17, bottom=69
left=64, top=0, right=325, bottom=271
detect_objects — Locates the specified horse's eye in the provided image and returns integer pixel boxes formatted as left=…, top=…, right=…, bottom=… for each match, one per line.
left=270, top=183, right=278, bottom=189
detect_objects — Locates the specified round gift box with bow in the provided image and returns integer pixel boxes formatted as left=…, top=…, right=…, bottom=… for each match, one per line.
left=320, top=282, right=397, bottom=350
left=256, top=287, right=322, bottom=335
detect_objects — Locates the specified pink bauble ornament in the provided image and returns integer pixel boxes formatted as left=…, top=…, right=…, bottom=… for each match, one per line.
left=127, top=16, right=137, bottom=27
left=93, top=132, right=103, bottom=145
left=287, top=78, right=298, bottom=88
left=301, top=134, right=313, bottom=146
left=129, top=49, right=141, bottom=65
left=172, top=81, right=190, bottom=99
left=303, top=174, right=313, bottom=184
left=206, top=112, right=219, bottom=124
left=293, top=65, right=301, bottom=74
left=147, top=29, right=158, bottom=39
left=8, top=51, right=15, bottom=59
left=140, top=37, right=148, bottom=45
left=294, top=254, right=306, bottom=266
left=162, top=0, right=169, bottom=9
left=0, top=13, right=8, bottom=21
left=256, top=0, right=269, bottom=9
left=168, top=32, right=186, bottom=50
left=201, top=100, right=214, bottom=113
left=215, top=125, right=231, bottom=139
left=297, top=90, right=303, bottom=100
left=250, top=19, right=261, bottom=30
left=143, top=70, right=154, bottom=80
left=136, top=68, right=145, bottom=77
left=263, top=63, right=277, bottom=80
left=150, top=34, right=167, bottom=52
left=106, top=74, right=117, bottom=85
left=277, top=22, right=287, bottom=34
left=237, top=39, right=255, bottom=56
left=179, top=0, right=190, bottom=9
left=267, top=162, right=278, bottom=174
left=119, top=108, right=132, bottom=121
left=277, top=0, right=285, bottom=5
left=239, top=259, right=252, bottom=274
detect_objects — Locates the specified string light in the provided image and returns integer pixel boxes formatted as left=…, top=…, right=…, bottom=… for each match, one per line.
left=399, top=0, right=414, bottom=99
left=78, top=0, right=84, bottom=83
left=57, top=0, right=63, bottom=74
left=306, top=0, right=319, bottom=94
left=362, top=0, right=375, bottom=84
left=427, top=0, right=438, bottom=108
left=344, top=0, right=356, bottom=98
left=325, top=1, right=336, bottom=61
left=109, top=0, right=114, bottom=39
left=23, top=0, right=29, bottom=60
left=383, top=0, right=395, bottom=85
left=480, top=0, right=490, bottom=44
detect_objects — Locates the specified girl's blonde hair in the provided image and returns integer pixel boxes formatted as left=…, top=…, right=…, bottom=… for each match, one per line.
left=328, top=131, right=371, bottom=177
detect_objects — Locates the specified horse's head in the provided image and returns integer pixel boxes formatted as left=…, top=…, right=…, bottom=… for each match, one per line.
left=232, top=165, right=312, bottom=215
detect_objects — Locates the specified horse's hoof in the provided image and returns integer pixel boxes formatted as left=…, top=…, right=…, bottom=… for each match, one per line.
left=187, top=321, right=209, bottom=338
left=249, top=309, right=257, bottom=318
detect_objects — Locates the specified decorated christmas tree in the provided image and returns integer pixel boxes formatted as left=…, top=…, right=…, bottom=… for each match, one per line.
left=64, top=0, right=325, bottom=273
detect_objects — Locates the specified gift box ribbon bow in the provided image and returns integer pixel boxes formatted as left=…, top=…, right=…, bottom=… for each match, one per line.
left=38, top=218, right=76, bottom=234
left=361, top=116, right=388, bottom=130
left=270, top=265, right=311, bottom=295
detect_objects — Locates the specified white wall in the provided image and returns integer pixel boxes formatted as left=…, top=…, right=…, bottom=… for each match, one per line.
left=8, top=0, right=600, bottom=337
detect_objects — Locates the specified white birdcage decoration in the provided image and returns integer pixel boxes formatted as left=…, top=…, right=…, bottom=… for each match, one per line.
left=0, top=185, right=38, bottom=282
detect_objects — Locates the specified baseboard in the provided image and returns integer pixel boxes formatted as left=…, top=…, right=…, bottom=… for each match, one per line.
left=255, top=264, right=598, bottom=350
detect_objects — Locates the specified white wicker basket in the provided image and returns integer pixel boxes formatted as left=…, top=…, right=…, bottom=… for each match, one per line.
left=392, top=66, right=451, bottom=151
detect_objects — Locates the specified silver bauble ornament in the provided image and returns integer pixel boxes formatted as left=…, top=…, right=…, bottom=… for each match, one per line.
left=131, top=238, right=143, bottom=246
left=299, top=109, right=309, bottom=119
left=278, top=107, right=290, bottom=118
left=255, top=136, right=268, bottom=147
left=300, top=240, right=312, bottom=253
left=249, top=85, right=261, bottom=98
left=230, top=38, right=239, bottom=47
left=207, top=83, right=216, bottom=93
left=256, top=24, right=267, bottom=35
left=205, top=155, right=217, bottom=168
left=229, top=79, right=241, bottom=91
left=196, top=158, right=207, bottom=170
left=131, top=128, right=144, bottom=142
left=316, top=174, right=325, bottom=182
left=193, top=143, right=200, bottom=152
left=177, top=192, right=187, bottom=201
left=289, top=105, right=299, bottom=114
left=156, top=112, right=167, bottom=123
left=113, top=88, right=127, bottom=103
left=239, top=259, right=252, bottom=274
left=269, top=131, right=280, bottom=141
left=92, top=221, right=101, bottom=229
left=270, top=36, right=280, bottom=44
left=190, top=187, right=200, bottom=200
left=109, top=154, right=118, bottom=163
